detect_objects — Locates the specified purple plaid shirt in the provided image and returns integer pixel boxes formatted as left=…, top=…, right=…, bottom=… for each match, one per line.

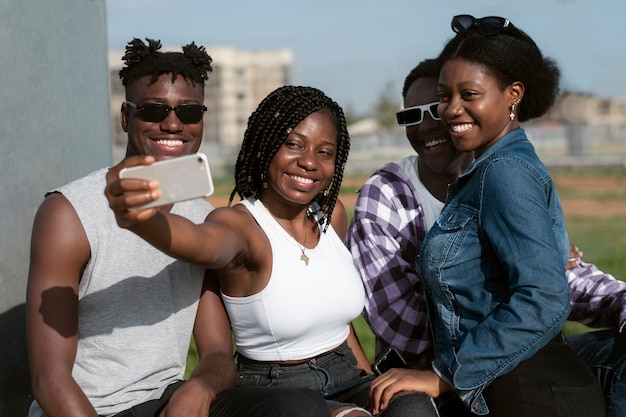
left=348, top=161, right=626, bottom=368
left=567, top=261, right=626, bottom=331
left=347, top=162, right=435, bottom=367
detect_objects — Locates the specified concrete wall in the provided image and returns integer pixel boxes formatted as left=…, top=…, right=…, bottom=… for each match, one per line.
left=0, top=1, right=110, bottom=415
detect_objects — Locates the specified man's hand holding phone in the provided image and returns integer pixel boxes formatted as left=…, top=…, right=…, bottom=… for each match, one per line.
left=118, top=153, right=214, bottom=210
left=105, top=153, right=214, bottom=229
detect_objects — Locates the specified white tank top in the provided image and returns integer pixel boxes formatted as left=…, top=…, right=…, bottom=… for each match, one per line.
left=222, top=197, right=365, bottom=361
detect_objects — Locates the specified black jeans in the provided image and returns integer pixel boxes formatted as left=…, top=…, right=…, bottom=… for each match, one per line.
left=111, top=382, right=184, bottom=417
left=482, top=337, right=606, bottom=417
left=212, top=387, right=330, bottom=417
left=112, top=382, right=330, bottom=417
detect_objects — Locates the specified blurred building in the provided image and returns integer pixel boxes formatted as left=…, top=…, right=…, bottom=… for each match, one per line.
left=109, top=46, right=292, bottom=166
left=547, top=92, right=626, bottom=124
left=109, top=45, right=626, bottom=172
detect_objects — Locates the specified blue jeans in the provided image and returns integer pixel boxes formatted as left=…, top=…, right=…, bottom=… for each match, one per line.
left=567, top=329, right=626, bottom=417
left=236, top=341, right=369, bottom=413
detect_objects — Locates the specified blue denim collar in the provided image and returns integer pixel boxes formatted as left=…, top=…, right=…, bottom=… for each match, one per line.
left=459, top=127, right=527, bottom=179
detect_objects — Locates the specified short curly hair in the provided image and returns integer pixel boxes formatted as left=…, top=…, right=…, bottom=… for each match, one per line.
left=402, top=58, right=441, bottom=99
left=437, top=21, right=560, bottom=122
left=228, top=85, right=350, bottom=232
left=119, top=38, right=213, bottom=88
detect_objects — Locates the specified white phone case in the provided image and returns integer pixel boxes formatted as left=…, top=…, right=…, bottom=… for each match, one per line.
left=119, top=153, right=214, bottom=210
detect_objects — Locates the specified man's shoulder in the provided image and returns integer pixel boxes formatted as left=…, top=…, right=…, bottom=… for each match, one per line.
left=50, top=167, right=109, bottom=195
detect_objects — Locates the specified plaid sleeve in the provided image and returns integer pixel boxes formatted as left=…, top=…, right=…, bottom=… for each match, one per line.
left=347, top=164, right=434, bottom=365
left=567, top=261, right=626, bottom=331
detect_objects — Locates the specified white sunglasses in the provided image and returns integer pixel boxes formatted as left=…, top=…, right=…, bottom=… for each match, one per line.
left=396, top=101, right=441, bottom=126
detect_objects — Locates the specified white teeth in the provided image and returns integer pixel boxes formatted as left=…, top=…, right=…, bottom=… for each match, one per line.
left=451, top=123, right=473, bottom=133
left=156, top=139, right=184, bottom=146
left=424, top=138, right=447, bottom=148
left=291, top=175, right=313, bottom=184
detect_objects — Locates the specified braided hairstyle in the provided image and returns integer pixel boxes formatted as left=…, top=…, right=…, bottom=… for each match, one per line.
left=402, top=58, right=441, bottom=99
left=437, top=20, right=560, bottom=122
left=119, top=38, right=213, bottom=88
left=228, top=85, right=350, bottom=232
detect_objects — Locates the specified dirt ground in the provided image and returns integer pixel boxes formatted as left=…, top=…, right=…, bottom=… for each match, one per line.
left=554, top=176, right=626, bottom=218
left=209, top=176, right=626, bottom=218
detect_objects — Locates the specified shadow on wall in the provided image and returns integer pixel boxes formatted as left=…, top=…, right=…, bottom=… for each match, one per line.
left=0, top=303, right=33, bottom=417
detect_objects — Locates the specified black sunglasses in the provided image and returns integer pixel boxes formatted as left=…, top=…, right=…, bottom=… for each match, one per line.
left=451, top=14, right=511, bottom=36
left=126, top=101, right=207, bottom=124
left=396, top=101, right=440, bottom=127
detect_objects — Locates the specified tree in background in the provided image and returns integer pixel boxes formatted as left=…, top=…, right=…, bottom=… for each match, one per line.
left=373, top=80, right=400, bottom=131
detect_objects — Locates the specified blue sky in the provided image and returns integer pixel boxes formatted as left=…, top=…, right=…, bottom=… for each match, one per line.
left=106, top=0, right=626, bottom=115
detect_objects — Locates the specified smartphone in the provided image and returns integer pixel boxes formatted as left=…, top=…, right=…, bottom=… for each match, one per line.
left=372, top=347, right=409, bottom=376
left=321, top=373, right=376, bottom=399
left=119, top=153, right=214, bottom=210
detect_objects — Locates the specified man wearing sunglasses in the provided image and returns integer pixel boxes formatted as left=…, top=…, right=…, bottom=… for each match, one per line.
left=26, top=38, right=328, bottom=417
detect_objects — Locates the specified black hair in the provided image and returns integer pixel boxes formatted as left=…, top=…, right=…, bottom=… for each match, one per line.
left=228, top=85, right=350, bottom=232
left=402, top=58, right=441, bottom=99
left=437, top=20, right=560, bottom=122
left=119, top=38, right=213, bottom=88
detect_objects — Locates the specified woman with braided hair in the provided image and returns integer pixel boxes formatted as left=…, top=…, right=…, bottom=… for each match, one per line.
left=106, top=85, right=400, bottom=416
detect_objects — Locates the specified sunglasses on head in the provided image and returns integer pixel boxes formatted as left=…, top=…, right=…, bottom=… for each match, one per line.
left=126, top=101, right=207, bottom=124
left=451, top=14, right=511, bottom=36
left=396, top=101, right=440, bottom=127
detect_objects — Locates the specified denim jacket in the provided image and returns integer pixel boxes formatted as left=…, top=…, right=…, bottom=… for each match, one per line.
left=420, top=128, right=571, bottom=415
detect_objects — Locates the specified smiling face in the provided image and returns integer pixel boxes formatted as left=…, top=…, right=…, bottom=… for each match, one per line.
left=121, top=73, right=205, bottom=161
left=438, top=58, right=522, bottom=157
left=404, top=77, right=470, bottom=180
left=263, top=110, right=337, bottom=211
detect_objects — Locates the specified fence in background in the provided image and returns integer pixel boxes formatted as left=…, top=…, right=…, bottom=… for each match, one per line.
left=346, top=121, right=626, bottom=176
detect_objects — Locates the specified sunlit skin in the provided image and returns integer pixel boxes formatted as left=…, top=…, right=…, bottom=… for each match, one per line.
left=262, top=110, right=338, bottom=219
left=437, top=58, right=524, bottom=158
left=122, top=73, right=205, bottom=161
left=405, top=77, right=473, bottom=202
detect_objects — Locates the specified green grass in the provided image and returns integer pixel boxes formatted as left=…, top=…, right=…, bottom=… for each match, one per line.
left=186, top=170, right=626, bottom=376
left=565, top=216, right=626, bottom=277
left=561, top=215, right=626, bottom=336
